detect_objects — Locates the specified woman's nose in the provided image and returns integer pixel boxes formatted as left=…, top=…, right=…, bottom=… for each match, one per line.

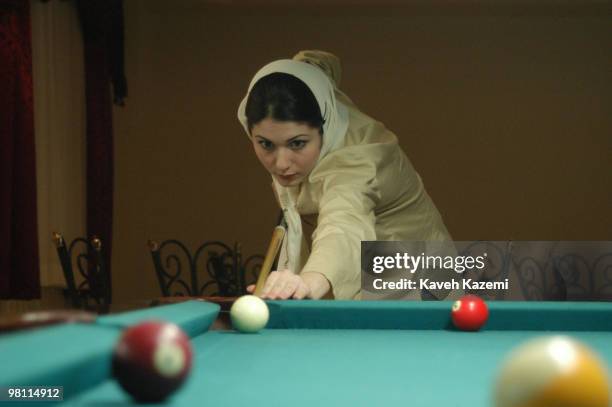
left=275, top=149, right=292, bottom=172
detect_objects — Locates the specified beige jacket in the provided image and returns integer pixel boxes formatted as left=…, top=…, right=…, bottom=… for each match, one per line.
left=274, top=50, right=452, bottom=300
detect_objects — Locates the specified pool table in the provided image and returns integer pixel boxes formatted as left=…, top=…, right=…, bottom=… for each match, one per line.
left=1, top=300, right=611, bottom=406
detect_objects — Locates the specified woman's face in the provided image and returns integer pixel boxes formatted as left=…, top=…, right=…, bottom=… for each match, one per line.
left=251, top=117, right=322, bottom=187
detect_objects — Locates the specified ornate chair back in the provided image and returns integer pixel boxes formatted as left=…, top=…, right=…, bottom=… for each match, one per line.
left=52, top=232, right=111, bottom=313
left=148, top=239, right=263, bottom=297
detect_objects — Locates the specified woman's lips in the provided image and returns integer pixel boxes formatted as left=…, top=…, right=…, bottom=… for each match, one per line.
left=277, top=174, right=297, bottom=182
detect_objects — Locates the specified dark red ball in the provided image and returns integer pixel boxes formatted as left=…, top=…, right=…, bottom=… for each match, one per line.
left=451, top=295, right=489, bottom=331
left=112, top=321, right=192, bottom=402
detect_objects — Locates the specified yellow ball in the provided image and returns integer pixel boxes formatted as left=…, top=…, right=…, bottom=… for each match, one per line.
left=494, top=336, right=610, bottom=407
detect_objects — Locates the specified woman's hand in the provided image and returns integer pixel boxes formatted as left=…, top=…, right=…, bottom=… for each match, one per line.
left=246, top=270, right=331, bottom=300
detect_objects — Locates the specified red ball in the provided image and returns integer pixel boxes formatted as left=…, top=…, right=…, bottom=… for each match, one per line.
left=112, top=321, right=193, bottom=402
left=451, top=295, right=489, bottom=331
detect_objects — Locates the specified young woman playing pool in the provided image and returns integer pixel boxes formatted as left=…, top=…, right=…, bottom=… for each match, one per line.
left=238, top=50, right=453, bottom=300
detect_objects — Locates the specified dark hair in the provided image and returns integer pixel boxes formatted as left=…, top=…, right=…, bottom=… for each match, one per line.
left=245, top=73, right=324, bottom=134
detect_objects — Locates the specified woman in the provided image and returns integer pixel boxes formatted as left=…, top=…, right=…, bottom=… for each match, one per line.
left=238, top=50, right=453, bottom=300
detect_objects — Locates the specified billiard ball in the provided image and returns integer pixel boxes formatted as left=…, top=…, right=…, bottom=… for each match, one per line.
left=230, top=295, right=269, bottom=333
left=112, top=321, right=192, bottom=402
left=451, top=294, right=489, bottom=331
left=494, top=336, right=610, bottom=407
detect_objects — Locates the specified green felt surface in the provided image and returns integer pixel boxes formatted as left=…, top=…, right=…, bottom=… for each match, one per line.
left=4, top=300, right=612, bottom=406
left=266, top=300, right=612, bottom=331
left=65, top=329, right=612, bottom=406
left=0, top=300, right=219, bottom=403
left=64, top=300, right=612, bottom=406
left=0, top=324, right=120, bottom=399
left=97, top=300, right=219, bottom=337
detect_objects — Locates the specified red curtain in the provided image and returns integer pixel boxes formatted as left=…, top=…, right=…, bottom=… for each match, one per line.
left=0, top=0, right=40, bottom=299
left=76, top=0, right=126, bottom=303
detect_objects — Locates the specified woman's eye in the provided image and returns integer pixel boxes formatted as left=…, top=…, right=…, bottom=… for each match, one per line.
left=258, top=140, right=274, bottom=150
left=289, top=140, right=307, bottom=150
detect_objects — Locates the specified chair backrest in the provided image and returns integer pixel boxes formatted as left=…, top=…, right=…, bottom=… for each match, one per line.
left=52, top=232, right=111, bottom=312
left=458, top=241, right=567, bottom=301
left=148, top=239, right=264, bottom=297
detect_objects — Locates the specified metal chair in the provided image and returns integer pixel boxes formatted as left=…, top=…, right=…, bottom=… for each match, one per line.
left=52, top=232, right=111, bottom=313
left=459, top=241, right=567, bottom=301
left=148, top=239, right=264, bottom=297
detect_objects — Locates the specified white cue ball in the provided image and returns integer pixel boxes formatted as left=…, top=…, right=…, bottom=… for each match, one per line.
left=230, top=295, right=269, bottom=333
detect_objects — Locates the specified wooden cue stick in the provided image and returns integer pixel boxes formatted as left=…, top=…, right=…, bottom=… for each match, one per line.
left=254, top=225, right=286, bottom=296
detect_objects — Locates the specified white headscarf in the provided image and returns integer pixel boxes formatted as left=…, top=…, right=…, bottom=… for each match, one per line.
left=237, top=59, right=349, bottom=273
